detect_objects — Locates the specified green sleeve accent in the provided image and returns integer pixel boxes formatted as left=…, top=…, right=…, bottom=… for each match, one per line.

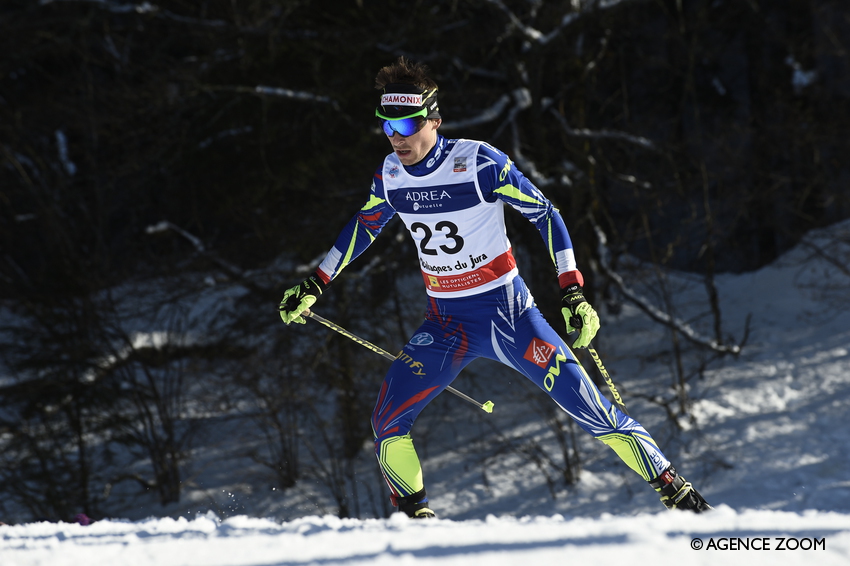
left=361, top=194, right=386, bottom=211
left=494, top=184, right=545, bottom=206
left=547, top=217, right=556, bottom=265
left=339, top=193, right=384, bottom=268
left=341, top=225, right=361, bottom=268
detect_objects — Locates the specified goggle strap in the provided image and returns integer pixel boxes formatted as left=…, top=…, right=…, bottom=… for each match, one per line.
left=375, top=107, right=429, bottom=121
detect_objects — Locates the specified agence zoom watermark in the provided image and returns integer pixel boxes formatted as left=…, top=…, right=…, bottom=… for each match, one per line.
left=690, top=537, right=826, bottom=551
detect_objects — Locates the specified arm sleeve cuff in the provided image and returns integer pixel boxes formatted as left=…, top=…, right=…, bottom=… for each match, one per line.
left=312, top=270, right=330, bottom=289
left=558, top=269, right=584, bottom=290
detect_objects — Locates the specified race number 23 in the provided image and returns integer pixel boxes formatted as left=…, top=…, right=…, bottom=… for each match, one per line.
left=410, top=221, right=464, bottom=255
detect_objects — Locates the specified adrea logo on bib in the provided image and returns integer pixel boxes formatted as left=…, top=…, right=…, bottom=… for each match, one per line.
left=405, top=189, right=451, bottom=202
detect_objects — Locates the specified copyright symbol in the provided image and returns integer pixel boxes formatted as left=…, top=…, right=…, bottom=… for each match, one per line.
left=691, top=538, right=703, bottom=550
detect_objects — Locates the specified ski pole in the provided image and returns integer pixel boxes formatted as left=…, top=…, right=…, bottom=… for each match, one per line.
left=567, top=313, right=629, bottom=415
left=303, top=309, right=494, bottom=414
left=586, top=342, right=629, bottom=416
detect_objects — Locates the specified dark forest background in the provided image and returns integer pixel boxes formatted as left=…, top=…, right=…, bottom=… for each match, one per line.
left=1, top=0, right=848, bottom=523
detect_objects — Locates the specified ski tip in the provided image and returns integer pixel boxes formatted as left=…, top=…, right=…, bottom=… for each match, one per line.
left=482, top=400, right=495, bottom=414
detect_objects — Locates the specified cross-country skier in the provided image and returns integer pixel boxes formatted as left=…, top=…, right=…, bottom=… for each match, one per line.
left=279, top=57, right=711, bottom=518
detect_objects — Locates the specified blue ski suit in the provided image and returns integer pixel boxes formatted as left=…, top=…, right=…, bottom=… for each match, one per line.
left=315, top=135, right=671, bottom=503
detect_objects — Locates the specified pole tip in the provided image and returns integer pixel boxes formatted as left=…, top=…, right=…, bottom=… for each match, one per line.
left=482, top=400, right=495, bottom=414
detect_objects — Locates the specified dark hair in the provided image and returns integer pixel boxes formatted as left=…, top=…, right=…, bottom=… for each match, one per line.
left=375, top=56, right=438, bottom=91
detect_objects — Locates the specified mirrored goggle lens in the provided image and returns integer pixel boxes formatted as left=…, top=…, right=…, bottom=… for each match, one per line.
left=381, top=117, right=423, bottom=137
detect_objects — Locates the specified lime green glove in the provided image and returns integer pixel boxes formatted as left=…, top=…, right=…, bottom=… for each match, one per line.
left=279, top=274, right=326, bottom=325
left=561, top=284, right=600, bottom=349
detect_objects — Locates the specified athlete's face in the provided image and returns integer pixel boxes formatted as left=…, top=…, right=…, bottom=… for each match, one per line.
left=386, top=118, right=441, bottom=166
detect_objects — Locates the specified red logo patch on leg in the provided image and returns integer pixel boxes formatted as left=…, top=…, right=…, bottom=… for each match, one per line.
left=524, top=338, right=556, bottom=368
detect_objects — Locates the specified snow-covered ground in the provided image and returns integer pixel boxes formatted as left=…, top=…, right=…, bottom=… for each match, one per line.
left=2, top=507, right=849, bottom=565
left=3, top=219, right=850, bottom=565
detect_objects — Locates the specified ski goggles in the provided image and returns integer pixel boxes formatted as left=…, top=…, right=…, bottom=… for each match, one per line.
left=376, top=107, right=429, bottom=137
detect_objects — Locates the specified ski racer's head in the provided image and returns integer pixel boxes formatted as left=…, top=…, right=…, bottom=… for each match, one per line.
left=375, top=57, right=442, bottom=166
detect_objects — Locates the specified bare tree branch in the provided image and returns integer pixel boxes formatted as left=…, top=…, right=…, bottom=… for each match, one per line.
left=202, top=85, right=340, bottom=110
left=590, top=217, right=743, bottom=355
left=548, top=108, right=660, bottom=152
left=145, top=221, right=243, bottom=280
left=484, top=0, right=581, bottom=47
left=440, top=88, right=531, bottom=131
left=37, top=0, right=287, bottom=33
left=485, top=0, right=652, bottom=49
left=39, top=0, right=228, bottom=26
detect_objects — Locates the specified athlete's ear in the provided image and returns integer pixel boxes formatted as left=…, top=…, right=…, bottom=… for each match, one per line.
left=431, top=119, right=442, bottom=130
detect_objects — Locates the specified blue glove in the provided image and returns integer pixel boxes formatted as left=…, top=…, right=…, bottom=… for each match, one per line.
left=561, top=284, right=600, bottom=349
left=279, top=274, right=326, bottom=325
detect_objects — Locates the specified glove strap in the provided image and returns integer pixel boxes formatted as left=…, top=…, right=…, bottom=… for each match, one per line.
left=305, top=272, right=328, bottom=295
left=561, top=284, right=585, bottom=307
left=281, top=273, right=328, bottom=313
